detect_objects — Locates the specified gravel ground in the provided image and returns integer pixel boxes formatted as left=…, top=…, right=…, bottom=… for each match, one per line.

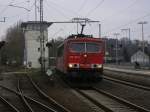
left=31, top=71, right=98, bottom=112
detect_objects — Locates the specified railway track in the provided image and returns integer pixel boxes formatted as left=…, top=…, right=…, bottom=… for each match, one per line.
left=104, top=69, right=150, bottom=88
left=0, top=95, right=20, bottom=112
left=17, top=77, right=34, bottom=112
left=0, top=80, right=59, bottom=112
left=103, top=76, right=150, bottom=91
left=75, top=87, right=150, bottom=112
left=25, top=74, right=71, bottom=112
left=0, top=73, right=71, bottom=112
left=18, top=75, right=59, bottom=112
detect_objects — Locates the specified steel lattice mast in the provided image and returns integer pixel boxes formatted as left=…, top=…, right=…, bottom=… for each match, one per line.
left=40, top=0, right=45, bottom=72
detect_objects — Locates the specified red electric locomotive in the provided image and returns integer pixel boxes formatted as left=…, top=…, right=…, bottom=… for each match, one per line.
left=56, top=34, right=105, bottom=81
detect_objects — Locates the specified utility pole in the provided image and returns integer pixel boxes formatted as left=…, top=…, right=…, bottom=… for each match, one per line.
left=27, top=0, right=30, bottom=20
left=114, top=33, right=120, bottom=65
left=129, top=28, right=130, bottom=41
left=0, top=17, right=6, bottom=35
left=40, top=0, right=45, bottom=73
left=35, top=0, right=37, bottom=21
left=99, top=24, right=101, bottom=38
left=138, top=21, right=148, bottom=54
left=102, top=36, right=109, bottom=63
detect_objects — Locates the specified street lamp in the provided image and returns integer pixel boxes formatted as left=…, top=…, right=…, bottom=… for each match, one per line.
left=114, top=33, right=120, bottom=65
left=138, top=21, right=148, bottom=54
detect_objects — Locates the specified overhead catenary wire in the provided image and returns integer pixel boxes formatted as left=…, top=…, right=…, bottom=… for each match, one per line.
left=79, top=0, right=140, bottom=37
left=12, top=0, right=30, bottom=6
left=0, top=0, right=34, bottom=22
left=44, top=0, right=82, bottom=36
left=6, top=1, right=36, bottom=21
left=101, top=0, right=139, bottom=22
left=45, top=0, right=70, bottom=19
left=45, top=0, right=80, bottom=17
left=43, top=0, right=73, bottom=37
left=85, top=0, right=105, bottom=17
left=77, top=0, right=88, bottom=12
left=103, top=12, right=150, bottom=35
left=0, top=0, right=32, bottom=17
left=0, top=0, right=14, bottom=17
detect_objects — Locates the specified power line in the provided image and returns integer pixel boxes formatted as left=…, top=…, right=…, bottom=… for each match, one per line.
left=103, top=12, right=150, bottom=35
left=45, top=0, right=80, bottom=17
left=0, top=0, right=14, bottom=16
left=12, top=0, right=30, bottom=5
left=101, top=0, right=139, bottom=22
left=9, top=4, right=30, bottom=11
left=6, top=1, right=35, bottom=21
left=29, top=1, right=37, bottom=12
left=77, top=0, right=88, bottom=12
left=85, top=0, right=105, bottom=17
left=6, top=12, right=27, bottom=20
left=45, top=0, right=70, bottom=19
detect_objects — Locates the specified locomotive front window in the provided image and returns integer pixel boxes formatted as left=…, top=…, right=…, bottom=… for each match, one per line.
left=70, top=43, right=85, bottom=52
left=86, top=43, right=101, bottom=52
left=70, top=42, right=101, bottom=53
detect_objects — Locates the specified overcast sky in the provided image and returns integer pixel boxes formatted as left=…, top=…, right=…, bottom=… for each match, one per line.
left=0, top=0, right=150, bottom=41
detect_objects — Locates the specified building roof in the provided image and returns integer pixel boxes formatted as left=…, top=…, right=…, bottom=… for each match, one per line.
left=131, top=50, right=149, bottom=58
left=21, top=21, right=53, bottom=28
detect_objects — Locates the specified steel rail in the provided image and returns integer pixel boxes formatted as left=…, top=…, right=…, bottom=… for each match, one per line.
left=0, top=95, right=20, bottom=112
left=0, top=84, right=57, bottom=112
left=26, top=74, right=71, bottom=112
left=104, top=76, right=150, bottom=91
left=17, top=77, right=34, bottom=112
left=75, top=88, right=114, bottom=112
left=104, top=69, right=150, bottom=77
left=93, top=87, right=150, bottom=112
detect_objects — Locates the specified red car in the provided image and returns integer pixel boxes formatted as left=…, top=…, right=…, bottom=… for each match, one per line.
left=56, top=34, right=105, bottom=80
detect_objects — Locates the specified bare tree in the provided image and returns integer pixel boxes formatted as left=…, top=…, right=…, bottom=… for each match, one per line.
left=0, top=22, right=25, bottom=66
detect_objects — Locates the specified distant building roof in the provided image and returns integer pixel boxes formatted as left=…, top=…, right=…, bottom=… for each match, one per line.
left=131, top=50, right=150, bottom=64
left=131, top=50, right=149, bottom=58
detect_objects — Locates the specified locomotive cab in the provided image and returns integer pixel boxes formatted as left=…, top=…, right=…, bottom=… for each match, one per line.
left=56, top=34, right=104, bottom=81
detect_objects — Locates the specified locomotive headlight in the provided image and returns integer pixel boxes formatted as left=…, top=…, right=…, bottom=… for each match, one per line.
left=97, top=64, right=102, bottom=68
left=68, top=64, right=73, bottom=68
left=68, top=63, right=79, bottom=68
left=91, top=64, right=102, bottom=68
left=83, top=54, right=87, bottom=58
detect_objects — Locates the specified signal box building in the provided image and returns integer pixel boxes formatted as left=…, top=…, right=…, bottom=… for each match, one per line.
left=21, top=21, right=52, bottom=68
